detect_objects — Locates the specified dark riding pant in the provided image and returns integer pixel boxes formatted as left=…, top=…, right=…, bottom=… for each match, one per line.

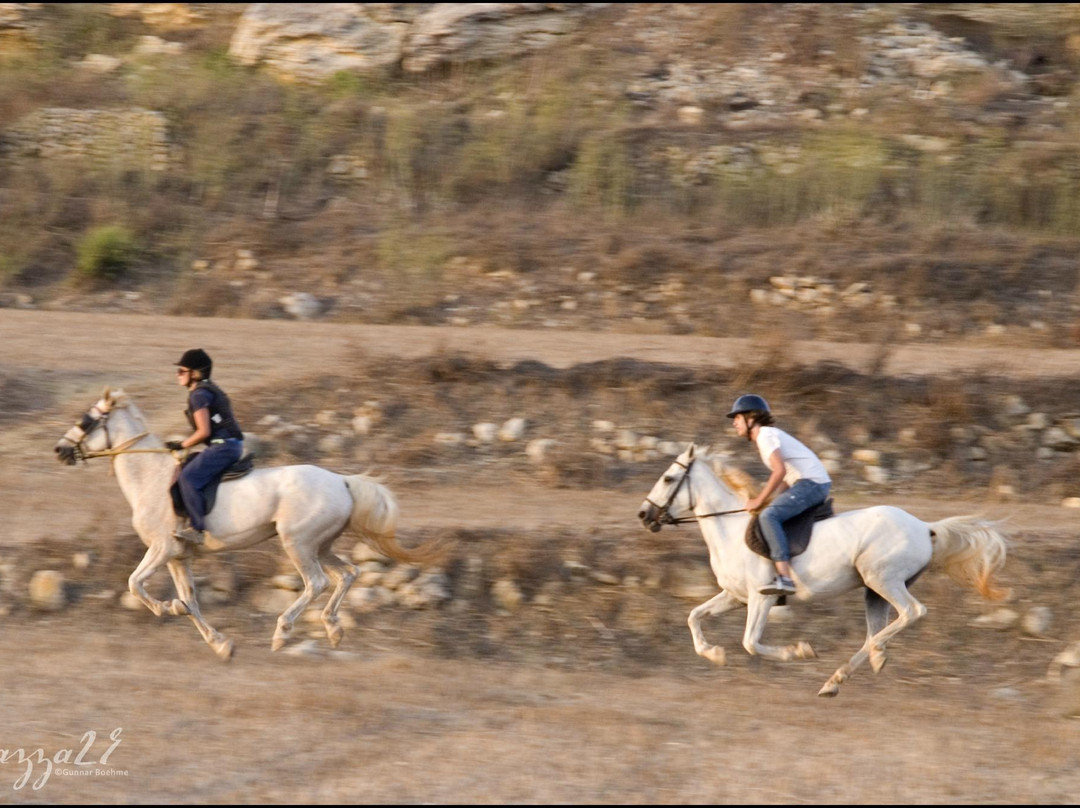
left=178, top=440, right=242, bottom=531
left=759, top=479, right=831, bottom=563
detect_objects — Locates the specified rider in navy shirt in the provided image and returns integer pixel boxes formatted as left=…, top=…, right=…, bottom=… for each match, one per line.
left=168, top=349, right=243, bottom=544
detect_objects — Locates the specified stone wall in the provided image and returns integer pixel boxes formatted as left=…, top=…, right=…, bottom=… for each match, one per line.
left=1, top=107, right=171, bottom=171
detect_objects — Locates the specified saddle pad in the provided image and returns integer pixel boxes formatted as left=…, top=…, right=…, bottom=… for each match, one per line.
left=169, top=453, right=256, bottom=518
left=745, top=498, right=835, bottom=561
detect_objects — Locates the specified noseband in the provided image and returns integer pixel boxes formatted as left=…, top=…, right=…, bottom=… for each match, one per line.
left=646, top=457, right=746, bottom=525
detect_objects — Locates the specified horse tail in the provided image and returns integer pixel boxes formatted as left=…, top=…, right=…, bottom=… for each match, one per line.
left=927, top=516, right=1009, bottom=601
left=343, top=474, right=445, bottom=565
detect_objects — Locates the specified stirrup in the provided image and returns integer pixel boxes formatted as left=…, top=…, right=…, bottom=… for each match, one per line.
left=760, top=575, right=795, bottom=596
left=173, top=525, right=205, bottom=545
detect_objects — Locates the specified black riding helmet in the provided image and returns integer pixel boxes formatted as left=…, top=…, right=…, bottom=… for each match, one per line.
left=175, top=348, right=212, bottom=377
left=726, top=394, right=770, bottom=419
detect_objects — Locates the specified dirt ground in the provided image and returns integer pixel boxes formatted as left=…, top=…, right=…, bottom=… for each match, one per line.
left=2, top=310, right=1080, bottom=804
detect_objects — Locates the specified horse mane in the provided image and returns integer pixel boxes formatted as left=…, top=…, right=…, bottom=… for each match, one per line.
left=703, top=454, right=759, bottom=501
left=106, top=389, right=149, bottom=426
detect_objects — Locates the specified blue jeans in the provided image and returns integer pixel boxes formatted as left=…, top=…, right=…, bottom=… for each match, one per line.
left=178, top=440, right=242, bottom=531
left=759, top=479, right=832, bottom=563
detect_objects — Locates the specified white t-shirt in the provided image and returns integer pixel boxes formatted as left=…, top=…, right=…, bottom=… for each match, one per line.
left=754, top=426, right=831, bottom=487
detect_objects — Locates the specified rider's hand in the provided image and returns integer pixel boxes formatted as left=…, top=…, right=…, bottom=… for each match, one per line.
left=746, top=496, right=764, bottom=513
left=165, top=440, right=184, bottom=452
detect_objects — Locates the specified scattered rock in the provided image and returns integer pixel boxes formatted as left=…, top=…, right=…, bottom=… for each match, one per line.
left=28, top=570, right=66, bottom=611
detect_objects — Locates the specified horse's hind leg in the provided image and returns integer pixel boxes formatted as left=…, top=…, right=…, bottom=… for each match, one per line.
left=742, top=593, right=816, bottom=662
left=865, top=589, right=892, bottom=674
left=166, top=558, right=234, bottom=661
left=318, top=548, right=358, bottom=649
left=688, top=591, right=742, bottom=665
left=819, top=580, right=926, bottom=698
left=272, top=535, right=331, bottom=652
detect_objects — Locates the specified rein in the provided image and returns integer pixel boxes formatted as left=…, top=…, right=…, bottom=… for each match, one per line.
left=647, top=456, right=747, bottom=525
left=80, top=432, right=174, bottom=460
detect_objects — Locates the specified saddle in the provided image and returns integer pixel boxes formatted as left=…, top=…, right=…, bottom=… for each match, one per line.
left=169, top=453, right=256, bottom=519
left=745, top=498, right=835, bottom=561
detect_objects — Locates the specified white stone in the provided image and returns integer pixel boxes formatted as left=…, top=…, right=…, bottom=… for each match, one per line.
left=28, top=570, right=66, bottom=611
left=472, top=422, right=497, bottom=443
left=864, top=465, right=890, bottom=485
left=119, top=591, right=146, bottom=611
left=526, top=438, right=558, bottom=463
left=677, top=105, right=704, bottom=125
left=971, top=607, right=1019, bottom=630
left=79, top=54, right=122, bottom=73
left=348, top=586, right=393, bottom=613
left=271, top=573, right=302, bottom=591
left=1022, top=606, right=1053, bottom=637
left=317, top=434, right=347, bottom=454
left=279, top=292, right=321, bottom=320
left=434, top=432, right=465, bottom=446
left=491, top=579, right=524, bottom=611
left=498, top=417, right=526, bottom=442
left=381, top=564, right=420, bottom=591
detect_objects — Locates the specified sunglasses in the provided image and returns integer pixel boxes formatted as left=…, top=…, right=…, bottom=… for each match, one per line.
left=176, top=368, right=191, bottom=375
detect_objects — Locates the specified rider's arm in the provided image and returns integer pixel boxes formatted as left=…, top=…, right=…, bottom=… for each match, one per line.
left=180, top=408, right=211, bottom=448
left=747, top=449, right=788, bottom=511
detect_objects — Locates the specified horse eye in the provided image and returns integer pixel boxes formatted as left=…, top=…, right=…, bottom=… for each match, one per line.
left=663, top=475, right=674, bottom=483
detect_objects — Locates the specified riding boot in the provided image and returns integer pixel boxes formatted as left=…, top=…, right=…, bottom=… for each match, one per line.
left=173, top=523, right=205, bottom=545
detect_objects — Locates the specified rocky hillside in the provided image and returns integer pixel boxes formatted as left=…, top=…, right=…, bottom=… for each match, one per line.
left=1, top=3, right=1080, bottom=345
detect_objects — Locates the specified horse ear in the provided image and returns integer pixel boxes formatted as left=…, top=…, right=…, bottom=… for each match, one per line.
left=686, top=443, right=695, bottom=459
left=102, top=386, right=112, bottom=402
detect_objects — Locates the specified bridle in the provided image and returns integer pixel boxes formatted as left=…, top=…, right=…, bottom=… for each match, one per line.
left=56, top=402, right=169, bottom=466
left=644, top=456, right=746, bottom=526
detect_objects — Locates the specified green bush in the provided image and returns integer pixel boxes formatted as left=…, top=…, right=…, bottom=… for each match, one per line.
left=75, top=225, right=136, bottom=282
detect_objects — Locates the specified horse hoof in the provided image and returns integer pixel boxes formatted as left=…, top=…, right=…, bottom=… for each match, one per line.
left=701, top=646, right=726, bottom=666
left=215, top=639, right=235, bottom=662
left=818, top=682, right=840, bottom=698
left=796, top=641, right=816, bottom=660
left=327, top=626, right=344, bottom=648
left=271, top=636, right=286, bottom=652
left=870, top=653, right=887, bottom=674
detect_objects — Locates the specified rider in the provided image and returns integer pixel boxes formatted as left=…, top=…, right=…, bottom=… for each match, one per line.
left=167, top=348, right=244, bottom=544
left=727, top=394, right=831, bottom=596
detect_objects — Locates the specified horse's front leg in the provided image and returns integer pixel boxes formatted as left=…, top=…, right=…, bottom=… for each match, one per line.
left=742, top=593, right=816, bottom=662
left=127, top=542, right=176, bottom=617
left=688, top=591, right=742, bottom=666
left=166, top=558, right=235, bottom=661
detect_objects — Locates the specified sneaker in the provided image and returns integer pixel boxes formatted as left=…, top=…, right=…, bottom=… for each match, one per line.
left=173, top=525, right=205, bottom=545
left=760, top=575, right=796, bottom=596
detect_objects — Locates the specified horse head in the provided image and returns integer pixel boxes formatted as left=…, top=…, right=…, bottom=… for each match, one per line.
left=638, top=443, right=701, bottom=532
left=54, top=387, right=130, bottom=465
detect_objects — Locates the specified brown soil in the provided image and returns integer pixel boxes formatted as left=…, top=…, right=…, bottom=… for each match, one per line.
left=3, top=311, right=1080, bottom=804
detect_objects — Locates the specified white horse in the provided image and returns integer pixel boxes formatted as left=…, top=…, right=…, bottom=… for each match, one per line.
left=55, top=388, right=442, bottom=660
left=638, top=444, right=1008, bottom=697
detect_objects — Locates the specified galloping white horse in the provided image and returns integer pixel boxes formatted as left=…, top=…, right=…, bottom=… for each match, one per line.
left=55, top=388, right=441, bottom=660
left=638, top=444, right=1008, bottom=696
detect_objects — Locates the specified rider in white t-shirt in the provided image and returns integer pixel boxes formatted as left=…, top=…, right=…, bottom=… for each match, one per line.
left=727, top=394, right=832, bottom=596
